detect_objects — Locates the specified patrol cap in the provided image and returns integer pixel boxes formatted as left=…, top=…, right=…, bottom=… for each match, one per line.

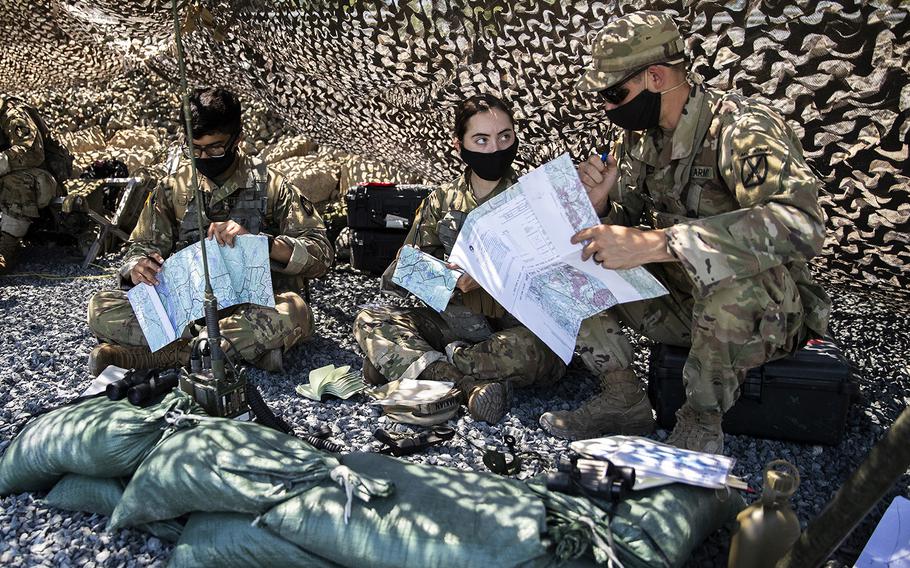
left=577, top=11, right=686, bottom=92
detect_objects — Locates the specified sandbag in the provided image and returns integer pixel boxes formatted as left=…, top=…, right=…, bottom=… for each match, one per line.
left=168, top=512, right=339, bottom=568
left=0, top=390, right=198, bottom=495
left=272, top=154, right=340, bottom=204
left=110, top=416, right=388, bottom=530
left=43, top=474, right=182, bottom=542
left=107, top=127, right=163, bottom=153
left=59, top=126, right=107, bottom=153
left=530, top=481, right=745, bottom=568
left=259, top=451, right=549, bottom=568
left=259, top=135, right=318, bottom=163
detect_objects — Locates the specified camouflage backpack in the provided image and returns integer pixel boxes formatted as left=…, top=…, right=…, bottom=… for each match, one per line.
left=0, top=96, right=74, bottom=183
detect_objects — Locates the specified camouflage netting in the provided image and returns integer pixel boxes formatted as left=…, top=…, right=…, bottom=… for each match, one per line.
left=1, top=1, right=907, bottom=291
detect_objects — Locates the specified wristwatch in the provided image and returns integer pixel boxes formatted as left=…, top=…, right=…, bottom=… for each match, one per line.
left=263, top=233, right=275, bottom=254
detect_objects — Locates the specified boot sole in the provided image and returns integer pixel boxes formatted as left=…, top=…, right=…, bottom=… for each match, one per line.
left=539, top=413, right=656, bottom=441
left=469, top=382, right=513, bottom=424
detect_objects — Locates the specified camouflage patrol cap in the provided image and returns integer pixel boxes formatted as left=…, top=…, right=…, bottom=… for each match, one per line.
left=577, top=11, right=686, bottom=92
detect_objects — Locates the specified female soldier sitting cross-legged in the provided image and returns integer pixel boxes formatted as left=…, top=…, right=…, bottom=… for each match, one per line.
left=353, top=94, right=566, bottom=424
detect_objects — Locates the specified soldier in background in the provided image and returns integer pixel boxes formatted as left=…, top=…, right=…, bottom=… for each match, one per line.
left=539, top=12, right=831, bottom=453
left=0, top=95, right=68, bottom=273
left=354, top=94, right=566, bottom=424
left=86, top=86, right=333, bottom=375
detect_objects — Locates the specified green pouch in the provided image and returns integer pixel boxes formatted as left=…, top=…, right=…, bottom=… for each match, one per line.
left=260, top=452, right=549, bottom=568
left=44, top=474, right=182, bottom=542
left=530, top=481, right=745, bottom=568
left=168, top=512, right=340, bottom=568
left=110, top=416, right=389, bottom=530
left=0, top=390, right=199, bottom=495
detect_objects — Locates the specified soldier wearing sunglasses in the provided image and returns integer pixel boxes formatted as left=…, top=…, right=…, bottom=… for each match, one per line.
left=86, top=87, right=333, bottom=375
left=540, top=12, right=830, bottom=454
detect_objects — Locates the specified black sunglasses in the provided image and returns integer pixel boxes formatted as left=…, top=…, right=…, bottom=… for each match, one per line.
left=597, top=61, right=682, bottom=105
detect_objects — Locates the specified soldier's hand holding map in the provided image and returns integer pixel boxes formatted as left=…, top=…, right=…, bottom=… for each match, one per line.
left=127, top=234, right=275, bottom=352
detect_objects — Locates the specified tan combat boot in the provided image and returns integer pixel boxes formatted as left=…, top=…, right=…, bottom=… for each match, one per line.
left=665, top=403, right=724, bottom=454
left=88, top=340, right=192, bottom=377
left=420, top=360, right=513, bottom=425
left=0, top=232, right=24, bottom=274
left=539, top=369, right=655, bottom=440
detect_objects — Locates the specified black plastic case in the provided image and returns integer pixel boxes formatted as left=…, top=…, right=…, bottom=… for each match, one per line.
left=350, top=229, right=409, bottom=274
left=647, top=339, right=858, bottom=445
left=346, top=183, right=434, bottom=231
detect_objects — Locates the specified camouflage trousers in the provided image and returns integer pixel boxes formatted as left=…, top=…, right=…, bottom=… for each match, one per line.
left=0, top=167, right=57, bottom=219
left=353, top=303, right=566, bottom=387
left=577, top=263, right=808, bottom=414
left=87, top=289, right=314, bottom=363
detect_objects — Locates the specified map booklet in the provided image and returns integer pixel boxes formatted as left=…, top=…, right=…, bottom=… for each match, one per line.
left=295, top=364, right=367, bottom=401
left=448, top=153, right=668, bottom=362
left=127, top=234, right=275, bottom=352
left=391, top=245, right=460, bottom=312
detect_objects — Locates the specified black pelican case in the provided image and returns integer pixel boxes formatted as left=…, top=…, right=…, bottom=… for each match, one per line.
left=647, top=338, right=859, bottom=445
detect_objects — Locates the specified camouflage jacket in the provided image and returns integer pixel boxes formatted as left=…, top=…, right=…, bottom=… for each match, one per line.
left=121, top=153, right=333, bottom=293
left=0, top=96, right=47, bottom=175
left=604, top=84, right=830, bottom=336
left=384, top=167, right=519, bottom=319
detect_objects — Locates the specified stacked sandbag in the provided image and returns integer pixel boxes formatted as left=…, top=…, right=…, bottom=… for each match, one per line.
left=259, top=135, right=318, bottom=164
left=271, top=153, right=341, bottom=206
left=0, top=390, right=200, bottom=495
left=58, top=126, right=107, bottom=154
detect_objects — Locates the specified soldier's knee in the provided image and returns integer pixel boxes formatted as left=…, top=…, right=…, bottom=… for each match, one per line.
left=86, top=290, right=126, bottom=337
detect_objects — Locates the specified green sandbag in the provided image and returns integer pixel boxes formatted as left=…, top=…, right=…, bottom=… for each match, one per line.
left=259, top=452, right=549, bottom=568
left=43, top=474, right=183, bottom=542
left=0, top=390, right=199, bottom=495
left=531, top=481, right=745, bottom=568
left=168, top=512, right=340, bottom=568
left=110, top=416, right=387, bottom=530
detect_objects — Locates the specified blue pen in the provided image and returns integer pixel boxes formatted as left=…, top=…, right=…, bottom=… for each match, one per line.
left=599, top=141, right=612, bottom=164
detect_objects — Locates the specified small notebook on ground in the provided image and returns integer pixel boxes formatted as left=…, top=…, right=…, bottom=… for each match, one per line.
left=295, top=365, right=367, bottom=401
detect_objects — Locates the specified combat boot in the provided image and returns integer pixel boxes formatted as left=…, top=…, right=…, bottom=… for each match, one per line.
left=0, top=232, right=24, bottom=274
left=666, top=403, right=724, bottom=454
left=88, top=340, right=192, bottom=377
left=420, top=361, right=513, bottom=424
left=539, top=369, right=655, bottom=440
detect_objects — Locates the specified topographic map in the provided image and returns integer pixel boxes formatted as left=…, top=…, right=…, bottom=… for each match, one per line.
left=528, top=263, right=618, bottom=337
left=449, top=153, right=668, bottom=363
left=391, top=245, right=459, bottom=312
left=128, top=235, right=275, bottom=351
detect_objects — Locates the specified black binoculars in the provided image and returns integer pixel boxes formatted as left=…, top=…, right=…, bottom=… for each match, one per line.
left=106, top=368, right=180, bottom=406
left=545, top=453, right=636, bottom=504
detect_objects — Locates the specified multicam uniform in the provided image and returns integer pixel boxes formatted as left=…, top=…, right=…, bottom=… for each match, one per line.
left=87, top=153, right=333, bottom=363
left=353, top=168, right=566, bottom=387
left=0, top=97, right=58, bottom=230
left=577, top=83, right=831, bottom=414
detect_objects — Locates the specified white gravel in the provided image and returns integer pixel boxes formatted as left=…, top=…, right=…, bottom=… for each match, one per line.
left=0, top=246, right=908, bottom=567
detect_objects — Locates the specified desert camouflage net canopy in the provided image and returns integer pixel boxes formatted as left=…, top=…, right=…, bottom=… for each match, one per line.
left=1, top=1, right=908, bottom=290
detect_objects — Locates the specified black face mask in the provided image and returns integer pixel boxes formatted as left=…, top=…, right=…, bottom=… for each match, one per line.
left=195, top=147, right=238, bottom=180
left=460, top=139, right=519, bottom=182
left=604, top=88, right=662, bottom=131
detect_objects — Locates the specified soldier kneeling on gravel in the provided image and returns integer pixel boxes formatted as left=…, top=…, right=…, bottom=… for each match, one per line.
left=353, top=94, right=566, bottom=425
left=86, top=87, right=333, bottom=375
left=0, top=95, right=70, bottom=273
left=539, top=12, right=831, bottom=453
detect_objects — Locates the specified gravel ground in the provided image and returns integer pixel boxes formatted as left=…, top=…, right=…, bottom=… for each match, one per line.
left=0, top=245, right=908, bottom=567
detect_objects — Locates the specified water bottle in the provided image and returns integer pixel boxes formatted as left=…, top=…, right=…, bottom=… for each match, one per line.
left=728, top=460, right=802, bottom=568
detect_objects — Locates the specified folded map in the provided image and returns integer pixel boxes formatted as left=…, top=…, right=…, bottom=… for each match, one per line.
left=127, top=235, right=275, bottom=352
left=391, top=246, right=460, bottom=312
left=295, top=364, right=367, bottom=401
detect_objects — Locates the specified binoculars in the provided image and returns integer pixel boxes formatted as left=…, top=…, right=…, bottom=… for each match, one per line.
left=106, top=368, right=180, bottom=406
left=546, top=453, right=636, bottom=504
